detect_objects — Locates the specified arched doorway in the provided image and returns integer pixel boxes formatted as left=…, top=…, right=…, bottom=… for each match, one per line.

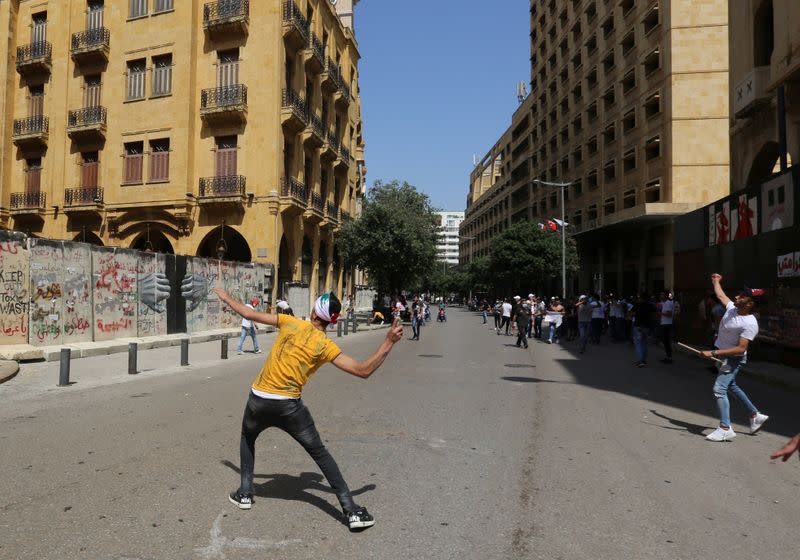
left=317, top=240, right=328, bottom=295
left=300, top=236, right=313, bottom=284
left=278, top=235, right=292, bottom=297
left=746, top=141, right=780, bottom=186
left=196, top=225, right=252, bottom=262
left=72, top=231, right=104, bottom=246
left=131, top=225, right=175, bottom=254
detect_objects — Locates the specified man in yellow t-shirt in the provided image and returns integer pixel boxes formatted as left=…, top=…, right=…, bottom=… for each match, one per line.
left=213, top=288, right=403, bottom=531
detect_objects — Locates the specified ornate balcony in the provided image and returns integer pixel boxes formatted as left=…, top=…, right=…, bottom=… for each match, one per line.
left=282, top=0, right=309, bottom=51
left=322, top=201, right=340, bottom=229
left=64, top=187, right=104, bottom=213
left=67, top=106, right=107, bottom=142
left=70, top=28, right=110, bottom=65
left=303, top=112, right=325, bottom=148
left=10, top=191, right=46, bottom=214
left=303, top=32, right=326, bottom=74
left=280, top=177, right=308, bottom=215
left=321, top=130, right=339, bottom=162
left=335, top=145, right=352, bottom=170
left=203, top=0, right=249, bottom=36
left=12, top=116, right=49, bottom=148
left=281, top=88, right=308, bottom=132
left=197, top=175, right=246, bottom=205
left=16, top=42, right=51, bottom=75
left=334, top=80, right=351, bottom=109
left=304, top=191, right=325, bottom=223
left=200, top=85, right=248, bottom=124
left=320, top=57, right=341, bottom=94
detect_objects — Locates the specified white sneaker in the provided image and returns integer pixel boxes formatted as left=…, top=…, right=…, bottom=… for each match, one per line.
left=254, top=349, right=262, bottom=354
left=706, top=426, right=736, bottom=442
left=750, top=413, right=769, bottom=434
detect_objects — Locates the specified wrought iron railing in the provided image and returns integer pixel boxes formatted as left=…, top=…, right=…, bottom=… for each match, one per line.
left=11, top=191, right=46, bottom=209
left=326, top=130, right=340, bottom=152
left=282, top=0, right=309, bottom=40
left=281, top=177, right=308, bottom=202
left=201, top=84, right=248, bottom=111
left=204, top=0, right=249, bottom=26
left=308, top=112, right=325, bottom=139
left=326, top=201, right=339, bottom=221
left=325, top=57, right=343, bottom=86
left=281, top=88, right=308, bottom=124
left=338, top=81, right=351, bottom=102
left=199, top=175, right=246, bottom=197
left=65, top=187, right=103, bottom=206
left=71, top=27, right=110, bottom=52
left=310, top=191, right=324, bottom=213
left=16, top=42, right=51, bottom=67
left=13, top=116, right=49, bottom=137
left=308, top=32, right=325, bottom=66
left=340, top=145, right=351, bottom=162
left=68, top=106, right=107, bottom=129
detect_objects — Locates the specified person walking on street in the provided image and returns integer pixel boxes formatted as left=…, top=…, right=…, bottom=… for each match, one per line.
left=547, top=297, right=565, bottom=344
left=411, top=296, right=424, bottom=341
left=700, top=275, right=768, bottom=442
left=237, top=297, right=262, bottom=355
left=659, top=292, right=675, bottom=363
left=589, top=294, right=604, bottom=343
left=214, top=288, right=404, bottom=529
left=493, top=300, right=502, bottom=331
left=630, top=293, right=656, bottom=367
left=499, top=298, right=513, bottom=335
left=533, top=297, right=546, bottom=339
left=575, top=295, right=593, bottom=354
left=513, top=299, right=531, bottom=349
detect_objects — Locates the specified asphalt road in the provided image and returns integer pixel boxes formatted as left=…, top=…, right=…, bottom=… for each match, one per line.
left=1, top=310, right=798, bottom=560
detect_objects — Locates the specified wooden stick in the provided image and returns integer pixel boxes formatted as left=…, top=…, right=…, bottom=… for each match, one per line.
left=678, top=342, right=724, bottom=364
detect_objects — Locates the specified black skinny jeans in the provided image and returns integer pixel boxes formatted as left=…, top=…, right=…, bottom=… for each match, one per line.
left=661, top=324, right=673, bottom=358
left=238, top=392, right=356, bottom=513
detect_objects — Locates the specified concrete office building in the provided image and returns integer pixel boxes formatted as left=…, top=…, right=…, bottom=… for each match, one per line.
left=435, top=211, right=464, bottom=266
left=461, top=0, right=731, bottom=296
left=0, top=0, right=365, bottom=308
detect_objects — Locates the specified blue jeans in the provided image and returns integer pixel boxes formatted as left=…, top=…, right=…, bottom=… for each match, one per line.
left=482, top=310, right=487, bottom=323
left=412, top=317, right=421, bottom=339
left=548, top=322, right=560, bottom=343
left=578, top=321, right=590, bottom=352
left=713, top=356, right=758, bottom=428
left=633, top=326, right=648, bottom=363
left=237, top=326, right=259, bottom=352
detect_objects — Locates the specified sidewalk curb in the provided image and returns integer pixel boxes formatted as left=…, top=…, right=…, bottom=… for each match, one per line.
left=0, top=360, right=20, bottom=384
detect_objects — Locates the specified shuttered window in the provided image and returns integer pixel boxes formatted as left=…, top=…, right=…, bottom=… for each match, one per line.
left=129, top=0, right=147, bottom=19
left=32, top=12, right=47, bottom=43
left=149, top=139, right=170, bottom=182
left=217, top=49, right=240, bottom=87
left=152, top=54, right=172, bottom=96
left=126, top=59, right=146, bottom=100
left=25, top=158, right=42, bottom=193
left=154, top=0, right=173, bottom=13
left=81, top=152, right=99, bottom=188
left=28, top=85, right=44, bottom=117
left=123, top=142, right=144, bottom=184
left=87, top=1, right=104, bottom=29
left=215, top=136, right=238, bottom=177
left=84, top=75, right=102, bottom=107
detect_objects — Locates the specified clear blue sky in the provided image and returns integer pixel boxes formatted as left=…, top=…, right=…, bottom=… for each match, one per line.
left=356, top=0, right=530, bottom=212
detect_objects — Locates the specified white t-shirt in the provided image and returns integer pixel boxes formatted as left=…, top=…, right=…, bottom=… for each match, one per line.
left=715, top=302, right=758, bottom=352
left=502, top=302, right=513, bottom=317
left=242, top=303, right=255, bottom=328
left=660, top=300, right=674, bottom=325
left=590, top=300, right=604, bottom=319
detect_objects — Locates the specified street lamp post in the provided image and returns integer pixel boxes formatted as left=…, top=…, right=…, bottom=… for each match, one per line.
left=533, top=179, right=572, bottom=298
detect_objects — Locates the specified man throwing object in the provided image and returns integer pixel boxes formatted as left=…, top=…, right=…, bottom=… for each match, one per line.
left=213, top=288, right=404, bottom=530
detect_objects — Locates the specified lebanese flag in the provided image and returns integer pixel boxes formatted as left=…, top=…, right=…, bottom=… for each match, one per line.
left=546, top=220, right=558, bottom=231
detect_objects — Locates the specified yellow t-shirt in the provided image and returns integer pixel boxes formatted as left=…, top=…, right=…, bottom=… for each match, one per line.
left=251, top=314, right=342, bottom=398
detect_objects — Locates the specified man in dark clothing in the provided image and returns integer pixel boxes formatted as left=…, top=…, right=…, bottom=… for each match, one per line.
left=513, top=302, right=531, bottom=349
left=631, top=293, right=656, bottom=367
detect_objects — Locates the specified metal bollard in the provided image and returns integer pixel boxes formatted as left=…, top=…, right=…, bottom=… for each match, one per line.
left=221, top=337, right=228, bottom=360
left=352, top=316, right=357, bottom=333
left=180, top=338, right=189, bottom=366
left=343, top=317, right=349, bottom=335
left=128, top=342, right=138, bottom=375
left=337, top=320, right=342, bottom=337
left=58, top=348, right=71, bottom=387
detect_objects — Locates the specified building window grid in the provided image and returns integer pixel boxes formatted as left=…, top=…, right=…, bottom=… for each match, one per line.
left=129, top=0, right=147, bottom=19
left=126, top=59, right=146, bottom=100
left=151, top=54, right=172, bottom=97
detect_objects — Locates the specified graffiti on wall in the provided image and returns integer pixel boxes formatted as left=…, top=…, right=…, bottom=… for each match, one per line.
left=138, top=252, right=169, bottom=337
left=92, top=248, right=138, bottom=341
left=62, top=244, right=92, bottom=343
left=0, top=234, right=29, bottom=343
left=29, top=241, right=63, bottom=345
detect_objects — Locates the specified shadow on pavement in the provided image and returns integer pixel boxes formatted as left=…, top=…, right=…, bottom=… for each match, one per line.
left=220, top=460, right=375, bottom=523
left=500, top=376, right=565, bottom=384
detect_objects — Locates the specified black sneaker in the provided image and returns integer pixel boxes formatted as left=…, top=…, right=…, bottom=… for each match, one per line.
left=346, top=507, right=375, bottom=530
left=228, top=491, right=253, bottom=510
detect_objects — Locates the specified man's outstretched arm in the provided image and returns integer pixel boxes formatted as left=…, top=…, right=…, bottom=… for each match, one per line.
left=333, top=319, right=403, bottom=379
left=213, top=288, right=279, bottom=327
left=711, top=273, right=731, bottom=307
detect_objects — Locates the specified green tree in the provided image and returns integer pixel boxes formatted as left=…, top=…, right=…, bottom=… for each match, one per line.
left=489, top=222, right=579, bottom=296
left=336, top=180, right=439, bottom=294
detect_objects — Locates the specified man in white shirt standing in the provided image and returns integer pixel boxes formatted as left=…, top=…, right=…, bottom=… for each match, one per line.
left=658, top=292, right=674, bottom=364
left=499, top=298, right=514, bottom=336
left=237, top=297, right=262, bottom=355
left=700, top=274, right=768, bottom=442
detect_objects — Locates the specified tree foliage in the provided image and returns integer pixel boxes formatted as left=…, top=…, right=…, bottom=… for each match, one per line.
left=336, top=180, right=439, bottom=294
left=488, top=221, right=579, bottom=296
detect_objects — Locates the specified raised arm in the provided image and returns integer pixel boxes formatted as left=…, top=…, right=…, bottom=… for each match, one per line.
left=710, top=273, right=731, bottom=307
left=213, top=288, right=279, bottom=327
left=332, top=318, right=403, bottom=379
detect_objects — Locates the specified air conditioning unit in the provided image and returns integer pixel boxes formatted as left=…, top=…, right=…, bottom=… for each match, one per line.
left=733, top=66, right=771, bottom=118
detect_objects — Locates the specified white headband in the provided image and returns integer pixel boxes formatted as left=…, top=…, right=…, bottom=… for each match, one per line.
left=314, top=293, right=339, bottom=324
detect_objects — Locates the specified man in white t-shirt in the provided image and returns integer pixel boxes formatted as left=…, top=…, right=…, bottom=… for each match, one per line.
left=499, top=298, right=514, bottom=335
left=658, top=292, right=674, bottom=363
left=700, top=274, right=768, bottom=442
left=237, top=297, right=262, bottom=355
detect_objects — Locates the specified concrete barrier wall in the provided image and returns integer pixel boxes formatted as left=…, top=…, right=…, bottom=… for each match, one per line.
left=354, top=288, right=377, bottom=312
left=0, top=230, right=273, bottom=346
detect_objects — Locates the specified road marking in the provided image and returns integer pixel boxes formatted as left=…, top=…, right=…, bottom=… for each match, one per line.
left=194, top=512, right=302, bottom=559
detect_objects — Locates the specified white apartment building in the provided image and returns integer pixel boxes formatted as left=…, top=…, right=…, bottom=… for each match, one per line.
left=435, top=211, right=465, bottom=266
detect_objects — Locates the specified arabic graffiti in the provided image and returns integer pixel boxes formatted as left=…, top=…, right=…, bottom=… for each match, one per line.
left=0, top=234, right=30, bottom=343
left=92, top=248, right=138, bottom=342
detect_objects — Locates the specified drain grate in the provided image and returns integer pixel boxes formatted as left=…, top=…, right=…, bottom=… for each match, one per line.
left=504, top=364, right=536, bottom=368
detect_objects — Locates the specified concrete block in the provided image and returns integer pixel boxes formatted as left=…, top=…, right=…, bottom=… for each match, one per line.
left=0, top=345, right=44, bottom=361
left=0, top=360, right=20, bottom=384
